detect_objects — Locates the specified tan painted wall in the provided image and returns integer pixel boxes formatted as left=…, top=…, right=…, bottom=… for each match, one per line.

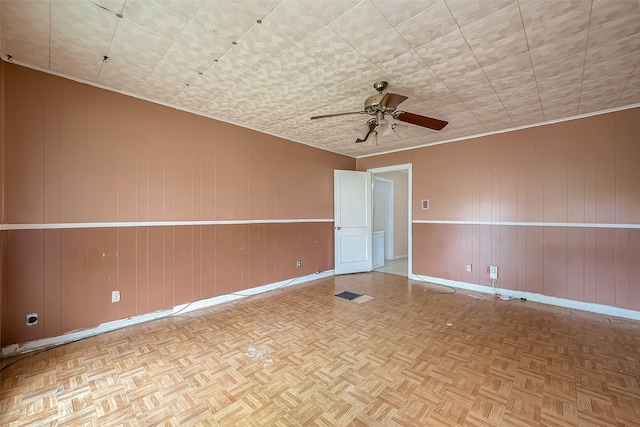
left=375, top=171, right=408, bottom=258
left=358, top=108, right=640, bottom=311
left=1, top=63, right=354, bottom=347
left=4, top=64, right=349, bottom=224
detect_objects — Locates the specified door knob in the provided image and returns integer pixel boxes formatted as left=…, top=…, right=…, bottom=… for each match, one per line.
left=334, top=226, right=341, bottom=230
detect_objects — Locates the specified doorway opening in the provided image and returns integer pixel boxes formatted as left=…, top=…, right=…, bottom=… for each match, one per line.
left=369, top=164, right=412, bottom=277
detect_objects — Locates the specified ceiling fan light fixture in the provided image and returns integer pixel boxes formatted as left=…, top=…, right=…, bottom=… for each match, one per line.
left=357, top=122, right=371, bottom=140
left=377, top=119, right=393, bottom=136
left=390, top=122, right=407, bottom=138
left=367, top=131, right=378, bottom=146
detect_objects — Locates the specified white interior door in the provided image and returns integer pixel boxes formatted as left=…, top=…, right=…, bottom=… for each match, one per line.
left=334, top=170, right=372, bottom=275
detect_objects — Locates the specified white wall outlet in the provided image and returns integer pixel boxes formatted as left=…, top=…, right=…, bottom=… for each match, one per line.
left=111, top=291, right=121, bottom=303
left=296, top=260, right=302, bottom=268
left=466, top=264, right=472, bottom=272
left=490, top=265, right=498, bottom=280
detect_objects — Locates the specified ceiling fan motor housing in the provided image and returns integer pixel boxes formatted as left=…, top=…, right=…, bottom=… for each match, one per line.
left=364, top=93, right=386, bottom=111
left=364, top=97, right=397, bottom=116
left=364, top=81, right=397, bottom=117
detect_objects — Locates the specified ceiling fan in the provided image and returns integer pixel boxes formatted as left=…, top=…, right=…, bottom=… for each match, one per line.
left=310, top=81, right=448, bottom=143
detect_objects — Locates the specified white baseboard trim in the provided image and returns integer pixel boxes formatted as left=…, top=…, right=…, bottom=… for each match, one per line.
left=393, top=254, right=408, bottom=260
left=1, top=310, right=173, bottom=358
left=173, top=270, right=335, bottom=313
left=409, top=274, right=640, bottom=321
left=1, top=270, right=335, bottom=358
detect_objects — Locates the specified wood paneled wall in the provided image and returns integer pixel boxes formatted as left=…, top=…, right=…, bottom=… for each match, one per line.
left=4, top=64, right=348, bottom=224
left=358, top=107, right=640, bottom=311
left=1, top=63, right=354, bottom=347
left=4, top=223, right=333, bottom=346
left=411, top=223, right=640, bottom=310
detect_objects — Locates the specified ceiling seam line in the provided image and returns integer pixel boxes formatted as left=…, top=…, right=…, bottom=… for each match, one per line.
left=516, top=0, right=544, bottom=123
left=442, top=1, right=494, bottom=133
left=136, top=0, right=205, bottom=92
left=577, top=1, right=595, bottom=115
left=614, top=54, right=640, bottom=108
left=48, top=0, right=52, bottom=69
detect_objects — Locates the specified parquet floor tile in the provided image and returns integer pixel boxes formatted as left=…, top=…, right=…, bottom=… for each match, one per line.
left=2, top=272, right=640, bottom=426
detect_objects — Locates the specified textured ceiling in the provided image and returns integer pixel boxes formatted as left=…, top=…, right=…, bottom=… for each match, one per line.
left=1, top=0, right=639, bottom=158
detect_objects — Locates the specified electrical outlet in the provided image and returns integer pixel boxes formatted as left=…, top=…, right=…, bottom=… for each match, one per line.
left=484, top=265, right=490, bottom=273
left=111, top=291, right=121, bottom=303
left=466, top=263, right=472, bottom=272
left=296, top=260, right=302, bottom=268
left=490, top=265, right=498, bottom=280
left=26, top=313, right=38, bottom=326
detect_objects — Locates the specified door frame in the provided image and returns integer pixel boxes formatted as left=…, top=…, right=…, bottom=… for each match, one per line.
left=373, top=176, right=394, bottom=260
left=368, top=163, right=412, bottom=277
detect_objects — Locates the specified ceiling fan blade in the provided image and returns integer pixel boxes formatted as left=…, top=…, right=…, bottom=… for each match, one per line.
left=395, top=111, right=448, bottom=130
left=379, top=93, right=408, bottom=109
left=356, top=121, right=376, bottom=143
left=310, top=111, right=363, bottom=120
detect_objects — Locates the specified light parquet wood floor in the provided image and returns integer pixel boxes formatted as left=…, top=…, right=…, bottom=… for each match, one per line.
left=2, top=273, right=640, bottom=426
